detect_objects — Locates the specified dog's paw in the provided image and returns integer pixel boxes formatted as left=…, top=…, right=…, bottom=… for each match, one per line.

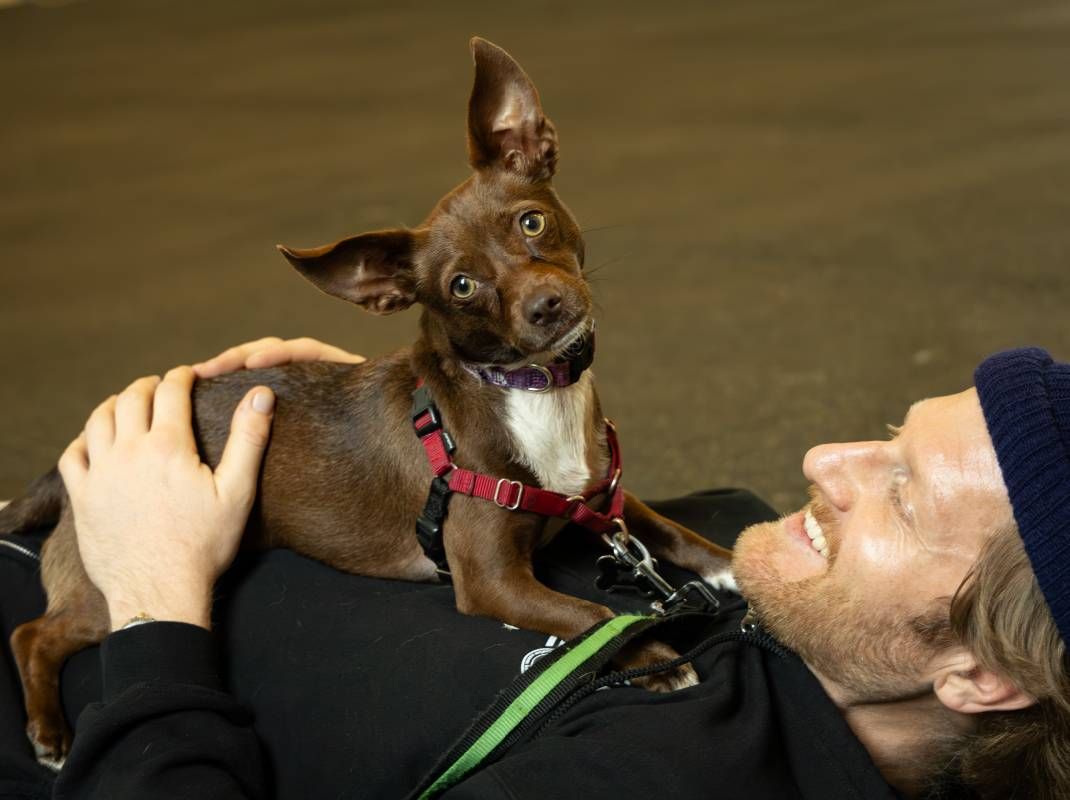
left=631, top=662, right=700, bottom=693
left=27, top=719, right=69, bottom=771
left=702, top=567, right=739, bottom=594
left=617, top=639, right=699, bottom=693
left=35, top=753, right=65, bottom=773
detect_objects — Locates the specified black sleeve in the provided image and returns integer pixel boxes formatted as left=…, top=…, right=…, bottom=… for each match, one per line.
left=52, top=622, right=266, bottom=800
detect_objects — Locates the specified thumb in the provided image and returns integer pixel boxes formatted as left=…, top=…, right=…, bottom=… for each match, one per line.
left=214, top=387, right=275, bottom=501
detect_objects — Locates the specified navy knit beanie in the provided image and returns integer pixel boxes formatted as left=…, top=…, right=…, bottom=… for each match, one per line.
left=974, top=347, right=1070, bottom=644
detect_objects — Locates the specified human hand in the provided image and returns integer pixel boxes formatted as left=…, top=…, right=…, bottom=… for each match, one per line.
left=192, top=336, right=365, bottom=378
left=58, top=366, right=275, bottom=631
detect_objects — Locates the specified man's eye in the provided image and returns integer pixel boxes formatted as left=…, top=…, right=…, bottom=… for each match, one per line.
left=519, top=211, right=546, bottom=237
left=889, top=470, right=912, bottom=523
left=450, top=275, right=477, bottom=299
left=889, top=483, right=904, bottom=511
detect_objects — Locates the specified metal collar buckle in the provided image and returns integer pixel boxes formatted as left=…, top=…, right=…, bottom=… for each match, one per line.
left=525, top=364, right=554, bottom=392
left=494, top=478, right=524, bottom=510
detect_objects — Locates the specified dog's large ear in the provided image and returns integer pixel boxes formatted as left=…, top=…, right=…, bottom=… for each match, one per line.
left=277, top=229, right=418, bottom=315
left=467, top=37, right=558, bottom=181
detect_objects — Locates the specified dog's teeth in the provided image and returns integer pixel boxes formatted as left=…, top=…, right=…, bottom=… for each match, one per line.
left=820, top=547, right=830, bottom=559
left=812, top=535, right=827, bottom=551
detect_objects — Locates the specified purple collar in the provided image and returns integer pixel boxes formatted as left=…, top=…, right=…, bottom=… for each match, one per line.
left=462, top=331, right=596, bottom=393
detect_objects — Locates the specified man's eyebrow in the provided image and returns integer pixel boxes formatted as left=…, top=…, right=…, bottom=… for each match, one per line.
left=896, top=400, right=928, bottom=533
left=902, top=400, right=924, bottom=428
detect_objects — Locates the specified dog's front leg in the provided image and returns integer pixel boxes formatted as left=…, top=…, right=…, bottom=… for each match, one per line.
left=447, top=502, right=615, bottom=639
left=622, top=490, right=737, bottom=593
left=446, top=501, right=699, bottom=691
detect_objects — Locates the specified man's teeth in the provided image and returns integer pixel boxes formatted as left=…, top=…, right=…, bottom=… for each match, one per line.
left=803, top=509, right=830, bottom=559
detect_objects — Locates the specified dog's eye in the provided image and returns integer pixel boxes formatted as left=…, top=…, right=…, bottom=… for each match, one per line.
left=519, top=211, right=546, bottom=237
left=450, top=274, right=478, bottom=299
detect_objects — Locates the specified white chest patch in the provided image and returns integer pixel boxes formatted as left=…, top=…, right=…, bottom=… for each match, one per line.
left=503, top=373, right=593, bottom=496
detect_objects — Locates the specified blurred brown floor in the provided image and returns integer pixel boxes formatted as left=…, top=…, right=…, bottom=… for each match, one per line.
left=2, top=0, right=1069, bottom=510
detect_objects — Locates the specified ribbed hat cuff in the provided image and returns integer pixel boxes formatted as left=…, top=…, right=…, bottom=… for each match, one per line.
left=975, top=347, right=1070, bottom=645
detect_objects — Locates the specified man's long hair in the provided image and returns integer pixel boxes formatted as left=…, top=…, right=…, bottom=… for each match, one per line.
left=948, top=524, right=1070, bottom=798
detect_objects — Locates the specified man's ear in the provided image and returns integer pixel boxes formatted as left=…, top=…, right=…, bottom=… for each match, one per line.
left=466, top=37, right=558, bottom=181
left=277, top=229, right=418, bottom=315
left=932, top=649, right=1037, bottom=715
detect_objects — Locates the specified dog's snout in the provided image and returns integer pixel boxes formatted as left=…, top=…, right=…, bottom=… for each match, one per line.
left=524, top=288, right=563, bottom=327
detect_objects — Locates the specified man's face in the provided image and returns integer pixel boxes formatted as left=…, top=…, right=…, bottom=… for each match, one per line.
left=732, top=388, right=1012, bottom=702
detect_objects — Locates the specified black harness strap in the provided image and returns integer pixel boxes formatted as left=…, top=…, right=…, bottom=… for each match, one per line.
left=412, top=385, right=454, bottom=578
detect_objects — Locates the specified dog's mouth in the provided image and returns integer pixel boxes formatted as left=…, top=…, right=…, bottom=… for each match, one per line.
left=551, top=316, right=594, bottom=357
left=522, top=316, right=594, bottom=366
left=465, top=317, right=594, bottom=370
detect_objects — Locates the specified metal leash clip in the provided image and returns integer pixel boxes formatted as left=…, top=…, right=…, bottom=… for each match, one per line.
left=596, top=520, right=720, bottom=616
left=651, top=579, right=720, bottom=616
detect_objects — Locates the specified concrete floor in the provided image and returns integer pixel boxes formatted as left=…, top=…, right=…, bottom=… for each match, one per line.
left=2, top=0, right=1069, bottom=509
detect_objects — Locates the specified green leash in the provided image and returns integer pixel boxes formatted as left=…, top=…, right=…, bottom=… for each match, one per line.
left=411, top=614, right=656, bottom=799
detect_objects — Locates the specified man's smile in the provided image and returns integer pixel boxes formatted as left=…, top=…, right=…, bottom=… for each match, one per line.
left=804, top=508, right=831, bottom=559
left=783, top=509, right=831, bottom=565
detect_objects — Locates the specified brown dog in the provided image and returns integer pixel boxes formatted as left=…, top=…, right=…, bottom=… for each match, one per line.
left=0, top=38, right=733, bottom=764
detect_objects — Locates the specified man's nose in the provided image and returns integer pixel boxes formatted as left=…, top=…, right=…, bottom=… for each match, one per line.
left=524, top=288, right=563, bottom=327
left=802, top=441, right=885, bottom=512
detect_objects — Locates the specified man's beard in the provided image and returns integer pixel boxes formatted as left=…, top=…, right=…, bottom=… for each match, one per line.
left=732, top=490, right=953, bottom=703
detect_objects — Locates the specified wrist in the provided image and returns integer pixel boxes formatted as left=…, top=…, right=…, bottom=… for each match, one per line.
left=109, top=602, right=212, bottom=632
left=106, top=581, right=213, bottom=632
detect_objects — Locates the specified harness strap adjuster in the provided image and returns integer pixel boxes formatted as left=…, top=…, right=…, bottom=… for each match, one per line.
left=440, top=429, right=456, bottom=455
left=414, top=408, right=442, bottom=438
left=493, top=478, right=523, bottom=510
left=416, top=514, right=443, bottom=547
left=416, top=475, right=452, bottom=560
left=411, top=385, right=442, bottom=436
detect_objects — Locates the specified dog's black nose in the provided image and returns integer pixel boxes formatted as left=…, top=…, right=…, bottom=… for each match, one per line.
left=524, top=289, right=563, bottom=327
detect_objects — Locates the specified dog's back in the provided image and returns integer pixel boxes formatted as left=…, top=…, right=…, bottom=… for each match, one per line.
left=1, top=354, right=439, bottom=581
left=195, top=355, right=443, bottom=578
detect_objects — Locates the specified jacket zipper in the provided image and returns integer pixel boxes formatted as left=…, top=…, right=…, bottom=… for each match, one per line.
left=531, top=619, right=789, bottom=738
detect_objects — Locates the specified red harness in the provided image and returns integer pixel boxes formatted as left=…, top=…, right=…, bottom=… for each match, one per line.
left=411, top=379, right=626, bottom=573
left=410, top=379, right=721, bottom=614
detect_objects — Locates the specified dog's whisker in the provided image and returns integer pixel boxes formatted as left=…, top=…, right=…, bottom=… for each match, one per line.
left=584, top=254, right=628, bottom=278
left=579, top=224, right=626, bottom=235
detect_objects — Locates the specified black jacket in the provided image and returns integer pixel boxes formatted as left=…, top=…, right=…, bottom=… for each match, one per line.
left=1, top=490, right=902, bottom=799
